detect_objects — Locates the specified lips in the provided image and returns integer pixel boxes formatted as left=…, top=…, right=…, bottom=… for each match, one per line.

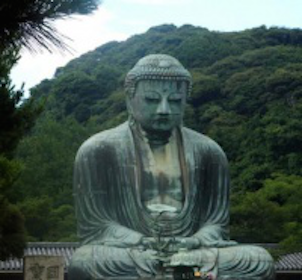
left=156, top=117, right=170, bottom=121
left=154, top=114, right=181, bottom=123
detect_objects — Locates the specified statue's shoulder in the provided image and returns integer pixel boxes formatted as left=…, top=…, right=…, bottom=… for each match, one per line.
left=182, top=126, right=226, bottom=157
left=77, top=122, right=130, bottom=157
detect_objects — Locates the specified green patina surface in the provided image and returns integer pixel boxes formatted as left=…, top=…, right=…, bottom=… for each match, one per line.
left=69, top=55, right=275, bottom=280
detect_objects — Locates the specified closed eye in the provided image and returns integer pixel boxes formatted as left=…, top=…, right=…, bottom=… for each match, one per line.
left=168, top=93, right=183, bottom=102
left=145, top=96, right=160, bottom=102
left=144, top=92, right=161, bottom=102
left=168, top=97, right=182, bottom=102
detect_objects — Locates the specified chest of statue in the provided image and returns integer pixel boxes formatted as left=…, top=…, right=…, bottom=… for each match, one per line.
left=137, top=133, right=185, bottom=213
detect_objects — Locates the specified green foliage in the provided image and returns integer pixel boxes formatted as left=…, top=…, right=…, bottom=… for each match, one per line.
left=0, top=0, right=100, bottom=259
left=190, top=73, right=221, bottom=106
left=11, top=115, right=90, bottom=241
left=0, top=45, right=40, bottom=259
left=0, top=84, right=40, bottom=156
left=231, top=174, right=302, bottom=252
left=13, top=25, right=302, bottom=255
left=14, top=114, right=90, bottom=201
left=0, top=198, right=25, bottom=260
left=17, top=197, right=77, bottom=241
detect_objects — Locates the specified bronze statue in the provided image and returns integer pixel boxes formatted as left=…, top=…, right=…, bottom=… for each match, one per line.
left=69, top=54, right=275, bottom=279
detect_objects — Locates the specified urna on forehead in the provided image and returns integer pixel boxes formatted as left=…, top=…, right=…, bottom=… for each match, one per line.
left=125, top=54, right=192, bottom=97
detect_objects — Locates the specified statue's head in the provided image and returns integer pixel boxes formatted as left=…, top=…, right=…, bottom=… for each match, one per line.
left=125, top=54, right=192, bottom=135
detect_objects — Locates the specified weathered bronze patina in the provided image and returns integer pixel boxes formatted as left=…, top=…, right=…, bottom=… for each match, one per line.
left=69, top=54, right=275, bottom=280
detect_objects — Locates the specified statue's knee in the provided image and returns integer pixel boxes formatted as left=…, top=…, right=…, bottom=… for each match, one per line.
left=241, top=245, right=274, bottom=261
left=68, top=246, right=93, bottom=280
left=68, top=263, right=90, bottom=280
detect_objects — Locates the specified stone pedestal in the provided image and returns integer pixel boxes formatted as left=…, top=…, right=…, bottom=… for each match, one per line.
left=24, top=255, right=64, bottom=280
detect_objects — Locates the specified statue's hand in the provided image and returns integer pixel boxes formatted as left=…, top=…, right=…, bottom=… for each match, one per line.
left=174, top=237, right=201, bottom=250
left=141, top=237, right=200, bottom=252
left=141, top=237, right=175, bottom=251
left=200, top=238, right=238, bottom=248
left=140, top=237, right=157, bottom=250
left=170, top=250, right=218, bottom=278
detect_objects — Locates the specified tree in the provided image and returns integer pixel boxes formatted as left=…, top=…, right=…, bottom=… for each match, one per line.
left=0, top=0, right=100, bottom=260
left=0, top=51, right=40, bottom=259
left=231, top=174, right=302, bottom=249
left=0, top=0, right=100, bottom=52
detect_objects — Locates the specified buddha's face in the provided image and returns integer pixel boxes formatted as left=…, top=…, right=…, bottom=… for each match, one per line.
left=128, top=79, right=187, bottom=133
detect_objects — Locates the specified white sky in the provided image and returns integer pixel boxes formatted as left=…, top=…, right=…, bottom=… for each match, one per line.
left=11, top=0, right=302, bottom=96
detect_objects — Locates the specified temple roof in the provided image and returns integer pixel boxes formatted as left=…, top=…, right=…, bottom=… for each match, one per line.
left=0, top=242, right=301, bottom=273
left=0, top=242, right=78, bottom=273
left=276, top=252, right=302, bottom=271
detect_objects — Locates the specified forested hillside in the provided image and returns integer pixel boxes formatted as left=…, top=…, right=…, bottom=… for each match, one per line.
left=12, top=25, right=302, bottom=254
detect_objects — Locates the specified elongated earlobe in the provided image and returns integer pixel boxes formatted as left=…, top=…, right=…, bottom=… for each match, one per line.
left=126, top=98, right=133, bottom=115
left=126, top=98, right=135, bottom=125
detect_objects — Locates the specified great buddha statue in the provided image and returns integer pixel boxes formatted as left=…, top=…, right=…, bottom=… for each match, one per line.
left=69, top=54, right=275, bottom=280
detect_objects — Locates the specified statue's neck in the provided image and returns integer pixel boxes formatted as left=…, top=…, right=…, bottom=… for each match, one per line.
left=130, top=121, right=175, bottom=147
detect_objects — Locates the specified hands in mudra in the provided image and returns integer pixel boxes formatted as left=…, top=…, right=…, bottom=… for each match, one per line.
left=140, top=236, right=237, bottom=251
left=140, top=236, right=201, bottom=253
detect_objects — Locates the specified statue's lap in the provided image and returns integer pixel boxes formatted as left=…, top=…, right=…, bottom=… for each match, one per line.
left=69, top=244, right=274, bottom=280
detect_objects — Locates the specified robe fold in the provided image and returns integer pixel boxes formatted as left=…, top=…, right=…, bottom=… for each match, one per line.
left=74, top=122, right=229, bottom=245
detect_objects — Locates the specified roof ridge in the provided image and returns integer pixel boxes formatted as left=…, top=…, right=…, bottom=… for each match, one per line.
left=26, top=242, right=79, bottom=248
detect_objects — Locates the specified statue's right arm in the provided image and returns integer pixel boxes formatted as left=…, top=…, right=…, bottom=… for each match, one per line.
left=73, top=140, right=144, bottom=248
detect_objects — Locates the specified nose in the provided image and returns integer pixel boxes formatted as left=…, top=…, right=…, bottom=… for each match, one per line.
left=156, top=98, right=171, bottom=115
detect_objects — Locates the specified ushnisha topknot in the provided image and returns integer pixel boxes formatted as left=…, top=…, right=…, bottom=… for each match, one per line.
left=125, top=54, right=192, bottom=97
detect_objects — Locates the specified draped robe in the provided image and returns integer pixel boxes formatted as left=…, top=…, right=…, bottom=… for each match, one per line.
left=69, top=122, right=275, bottom=280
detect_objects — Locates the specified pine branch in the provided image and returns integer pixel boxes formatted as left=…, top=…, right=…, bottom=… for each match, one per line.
left=0, top=0, right=100, bottom=52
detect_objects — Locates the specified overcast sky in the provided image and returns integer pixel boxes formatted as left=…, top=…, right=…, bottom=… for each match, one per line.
left=11, top=0, right=302, bottom=96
